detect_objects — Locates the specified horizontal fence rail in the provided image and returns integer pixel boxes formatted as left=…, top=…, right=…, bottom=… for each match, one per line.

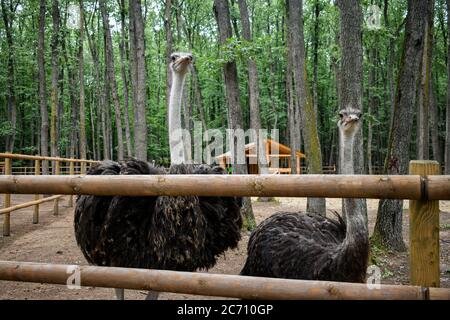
left=0, top=261, right=449, bottom=300
left=0, top=195, right=64, bottom=215
left=0, top=174, right=449, bottom=200
left=0, top=153, right=98, bottom=163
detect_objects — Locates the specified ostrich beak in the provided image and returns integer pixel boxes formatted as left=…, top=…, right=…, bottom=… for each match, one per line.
left=344, top=114, right=359, bottom=125
left=173, top=56, right=193, bottom=71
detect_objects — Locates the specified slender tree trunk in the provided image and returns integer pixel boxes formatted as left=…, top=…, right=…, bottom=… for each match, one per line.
left=129, top=0, right=148, bottom=161
left=312, top=0, right=320, bottom=122
left=1, top=0, right=17, bottom=153
left=430, top=78, right=442, bottom=163
left=78, top=0, right=87, bottom=161
left=238, top=0, right=268, bottom=175
left=104, top=63, right=113, bottom=160
left=50, top=0, right=60, bottom=161
left=287, top=0, right=325, bottom=215
left=213, top=0, right=255, bottom=231
left=38, top=0, right=49, bottom=174
left=164, top=0, right=174, bottom=112
left=367, top=47, right=378, bottom=174
left=99, top=0, right=125, bottom=160
left=373, top=0, right=428, bottom=251
left=336, top=0, right=367, bottom=224
left=417, top=0, right=434, bottom=160
left=84, top=9, right=108, bottom=160
left=118, top=0, right=133, bottom=157
left=445, top=0, right=450, bottom=174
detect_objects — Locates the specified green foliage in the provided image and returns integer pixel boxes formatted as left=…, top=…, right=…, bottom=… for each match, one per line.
left=0, top=0, right=447, bottom=172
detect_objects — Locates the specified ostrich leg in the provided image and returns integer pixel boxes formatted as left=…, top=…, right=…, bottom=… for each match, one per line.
left=115, top=288, right=125, bottom=300
left=145, top=291, right=160, bottom=300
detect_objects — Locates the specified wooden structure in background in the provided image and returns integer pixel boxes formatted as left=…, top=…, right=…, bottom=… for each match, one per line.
left=215, top=139, right=305, bottom=174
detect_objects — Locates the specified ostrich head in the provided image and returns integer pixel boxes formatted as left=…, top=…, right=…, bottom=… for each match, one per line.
left=338, top=107, right=362, bottom=137
left=169, top=52, right=193, bottom=76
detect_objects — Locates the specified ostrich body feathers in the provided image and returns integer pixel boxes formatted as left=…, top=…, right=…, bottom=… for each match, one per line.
left=74, top=159, right=242, bottom=271
left=240, top=211, right=369, bottom=283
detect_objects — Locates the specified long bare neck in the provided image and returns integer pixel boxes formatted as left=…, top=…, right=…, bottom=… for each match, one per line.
left=339, top=129, right=368, bottom=244
left=169, top=72, right=187, bottom=164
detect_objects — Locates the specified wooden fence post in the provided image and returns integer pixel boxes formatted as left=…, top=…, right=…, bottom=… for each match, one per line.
left=2, top=157, right=11, bottom=236
left=68, top=162, right=74, bottom=207
left=53, top=161, right=60, bottom=216
left=33, top=160, right=40, bottom=224
left=81, top=161, right=87, bottom=175
left=409, top=160, right=440, bottom=287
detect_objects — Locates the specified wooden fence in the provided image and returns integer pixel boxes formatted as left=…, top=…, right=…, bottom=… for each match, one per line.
left=0, top=153, right=97, bottom=236
left=0, top=158, right=448, bottom=299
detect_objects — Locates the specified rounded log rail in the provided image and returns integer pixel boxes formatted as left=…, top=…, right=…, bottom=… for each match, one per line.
left=0, top=261, right=449, bottom=300
left=0, top=195, right=64, bottom=215
left=0, top=174, right=449, bottom=200
left=0, top=153, right=98, bottom=164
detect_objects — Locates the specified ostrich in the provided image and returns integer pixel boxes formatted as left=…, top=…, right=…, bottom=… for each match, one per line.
left=74, top=52, right=242, bottom=300
left=240, top=108, right=369, bottom=283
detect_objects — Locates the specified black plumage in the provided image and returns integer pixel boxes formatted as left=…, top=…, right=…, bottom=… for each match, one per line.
left=240, top=211, right=368, bottom=283
left=74, top=159, right=242, bottom=272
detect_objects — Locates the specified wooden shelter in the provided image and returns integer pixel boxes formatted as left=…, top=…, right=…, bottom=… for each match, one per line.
left=215, top=139, right=305, bottom=174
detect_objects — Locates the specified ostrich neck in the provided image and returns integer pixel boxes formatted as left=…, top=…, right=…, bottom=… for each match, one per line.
left=339, top=130, right=368, bottom=252
left=169, top=72, right=187, bottom=165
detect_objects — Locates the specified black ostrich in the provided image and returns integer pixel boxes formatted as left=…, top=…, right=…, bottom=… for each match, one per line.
left=74, top=52, right=242, bottom=300
left=240, top=108, right=369, bottom=283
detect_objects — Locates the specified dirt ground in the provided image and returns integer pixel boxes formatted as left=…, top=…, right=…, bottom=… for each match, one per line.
left=0, top=194, right=449, bottom=300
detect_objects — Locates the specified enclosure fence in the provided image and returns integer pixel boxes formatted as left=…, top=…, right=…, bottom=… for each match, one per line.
left=0, top=158, right=449, bottom=299
left=0, top=153, right=97, bottom=236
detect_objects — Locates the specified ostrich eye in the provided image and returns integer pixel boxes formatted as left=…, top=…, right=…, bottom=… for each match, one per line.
left=339, top=113, right=344, bottom=118
left=171, top=55, right=177, bottom=62
left=357, top=112, right=363, bottom=118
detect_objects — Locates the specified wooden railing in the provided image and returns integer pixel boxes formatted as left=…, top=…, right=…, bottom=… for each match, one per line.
left=0, top=158, right=448, bottom=299
left=0, top=153, right=97, bottom=236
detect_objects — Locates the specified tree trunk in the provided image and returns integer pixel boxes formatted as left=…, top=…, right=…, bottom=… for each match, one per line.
left=286, top=30, right=298, bottom=174
left=37, top=0, right=49, bottom=174
left=373, top=0, right=428, bottom=251
left=84, top=9, right=108, bottom=160
left=367, top=47, right=378, bottom=175
left=78, top=0, right=87, bottom=161
left=213, top=0, right=255, bottom=231
left=118, top=0, right=133, bottom=157
left=164, top=0, right=174, bottom=115
left=287, top=0, right=325, bottom=215
left=238, top=0, right=268, bottom=175
left=99, top=0, right=125, bottom=160
left=430, top=77, right=442, bottom=164
left=312, top=0, right=320, bottom=123
left=50, top=0, right=60, bottom=161
left=129, top=0, right=148, bottom=161
left=1, top=0, right=17, bottom=153
left=417, top=0, right=434, bottom=160
left=336, top=0, right=367, bottom=224
left=445, top=0, right=450, bottom=174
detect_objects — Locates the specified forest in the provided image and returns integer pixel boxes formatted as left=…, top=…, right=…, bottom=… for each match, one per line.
left=0, top=0, right=448, bottom=251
